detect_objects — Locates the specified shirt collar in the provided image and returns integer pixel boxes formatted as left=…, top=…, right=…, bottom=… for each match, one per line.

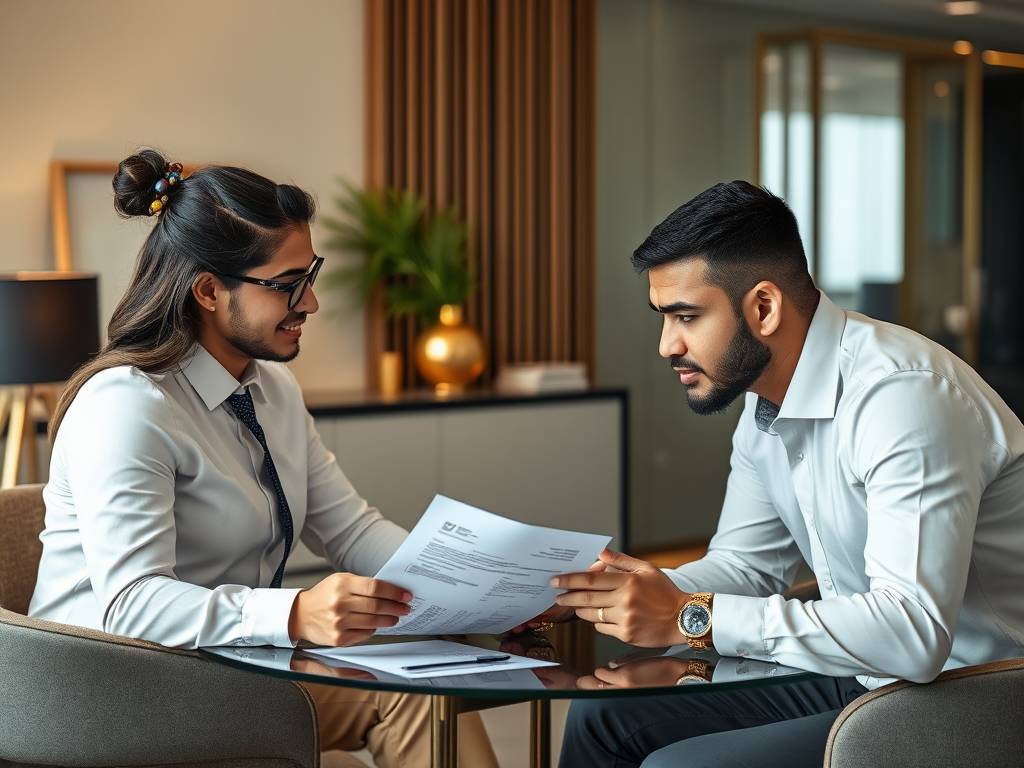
left=179, top=344, right=267, bottom=411
left=775, top=291, right=846, bottom=422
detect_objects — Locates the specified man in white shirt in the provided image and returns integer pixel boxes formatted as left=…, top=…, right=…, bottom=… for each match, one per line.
left=551, top=181, right=1024, bottom=767
left=30, top=151, right=498, bottom=768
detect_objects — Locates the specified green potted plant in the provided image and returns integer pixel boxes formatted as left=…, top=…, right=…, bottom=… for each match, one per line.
left=322, top=182, right=484, bottom=394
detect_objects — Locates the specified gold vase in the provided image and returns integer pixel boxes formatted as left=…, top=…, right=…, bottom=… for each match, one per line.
left=413, top=305, right=485, bottom=395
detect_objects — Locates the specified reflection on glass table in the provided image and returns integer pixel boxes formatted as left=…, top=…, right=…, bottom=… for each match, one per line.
left=200, top=629, right=818, bottom=768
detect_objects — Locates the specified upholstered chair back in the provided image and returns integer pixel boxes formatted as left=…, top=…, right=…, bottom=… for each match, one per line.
left=0, top=484, right=46, bottom=615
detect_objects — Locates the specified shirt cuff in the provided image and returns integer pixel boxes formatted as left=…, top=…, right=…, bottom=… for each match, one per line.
left=241, top=587, right=303, bottom=647
left=712, top=593, right=770, bottom=661
left=710, top=656, right=802, bottom=683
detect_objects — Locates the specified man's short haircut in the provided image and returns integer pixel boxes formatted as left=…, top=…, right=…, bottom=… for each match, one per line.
left=631, top=181, right=819, bottom=317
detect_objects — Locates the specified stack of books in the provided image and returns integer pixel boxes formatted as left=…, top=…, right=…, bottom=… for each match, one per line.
left=494, top=362, right=589, bottom=394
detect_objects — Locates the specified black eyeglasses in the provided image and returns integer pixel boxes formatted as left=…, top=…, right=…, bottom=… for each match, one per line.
left=218, top=255, right=324, bottom=310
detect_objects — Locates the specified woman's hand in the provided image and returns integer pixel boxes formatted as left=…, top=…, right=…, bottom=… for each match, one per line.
left=289, top=655, right=379, bottom=681
left=288, top=572, right=412, bottom=647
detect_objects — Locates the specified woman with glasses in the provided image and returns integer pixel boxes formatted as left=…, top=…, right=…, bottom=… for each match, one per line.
left=29, top=149, right=498, bottom=768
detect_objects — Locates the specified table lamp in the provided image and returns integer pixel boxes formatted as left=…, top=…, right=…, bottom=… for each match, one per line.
left=0, top=272, right=100, bottom=488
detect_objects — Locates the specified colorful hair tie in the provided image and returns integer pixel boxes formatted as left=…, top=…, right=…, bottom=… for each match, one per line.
left=149, top=162, right=185, bottom=216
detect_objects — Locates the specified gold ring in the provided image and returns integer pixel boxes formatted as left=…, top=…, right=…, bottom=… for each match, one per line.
left=597, top=607, right=606, bottom=623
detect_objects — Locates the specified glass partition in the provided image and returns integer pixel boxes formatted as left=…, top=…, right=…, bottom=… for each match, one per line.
left=761, top=43, right=815, bottom=273
left=755, top=30, right=981, bottom=362
left=819, top=45, right=904, bottom=317
left=908, top=60, right=969, bottom=353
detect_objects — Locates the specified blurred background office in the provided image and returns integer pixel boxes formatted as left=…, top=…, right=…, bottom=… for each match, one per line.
left=8, top=0, right=1021, bottom=551
left=3, top=0, right=1024, bottom=763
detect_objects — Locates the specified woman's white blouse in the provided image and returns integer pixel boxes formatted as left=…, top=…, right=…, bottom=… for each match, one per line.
left=29, top=345, right=407, bottom=649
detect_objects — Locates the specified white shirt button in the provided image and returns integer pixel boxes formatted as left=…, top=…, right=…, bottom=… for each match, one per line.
left=823, top=579, right=833, bottom=590
left=796, top=451, right=804, bottom=461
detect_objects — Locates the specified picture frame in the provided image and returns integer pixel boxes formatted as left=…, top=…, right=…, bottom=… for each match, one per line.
left=50, top=160, right=120, bottom=272
left=49, top=159, right=198, bottom=336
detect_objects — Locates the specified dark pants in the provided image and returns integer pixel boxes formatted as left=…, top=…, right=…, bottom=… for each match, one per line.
left=559, top=676, right=867, bottom=768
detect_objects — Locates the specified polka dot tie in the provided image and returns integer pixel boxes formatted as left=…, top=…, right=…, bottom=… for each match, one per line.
left=227, top=389, right=293, bottom=588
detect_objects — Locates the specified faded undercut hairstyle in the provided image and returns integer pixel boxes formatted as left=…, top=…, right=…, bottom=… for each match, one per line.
left=49, top=148, right=316, bottom=444
left=630, top=181, right=818, bottom=317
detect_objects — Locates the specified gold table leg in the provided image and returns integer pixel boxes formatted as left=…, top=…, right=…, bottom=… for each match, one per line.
left=431, top=695, right=459, bottom=768
left=530, top=699, right=551, bottom=768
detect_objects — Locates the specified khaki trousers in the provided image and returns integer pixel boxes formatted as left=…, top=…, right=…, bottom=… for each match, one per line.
left=305, top=682, right=500, bottom=768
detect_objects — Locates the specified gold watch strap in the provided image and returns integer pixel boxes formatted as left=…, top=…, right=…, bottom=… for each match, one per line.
left=676, top=659, right=710, bottom=684
left=690, top=592, right=712, bottom=609
left=680, top=592, right=714, bottom=650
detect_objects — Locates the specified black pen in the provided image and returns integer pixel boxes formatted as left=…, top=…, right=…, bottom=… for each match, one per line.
left=402, top=654, right=511, bottom=672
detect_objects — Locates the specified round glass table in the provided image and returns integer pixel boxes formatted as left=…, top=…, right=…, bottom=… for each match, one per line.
left=200, top=623, right=818, bottom=768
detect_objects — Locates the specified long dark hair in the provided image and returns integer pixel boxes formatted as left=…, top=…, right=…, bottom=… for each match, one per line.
left=49, top=148, right=316, bottom=444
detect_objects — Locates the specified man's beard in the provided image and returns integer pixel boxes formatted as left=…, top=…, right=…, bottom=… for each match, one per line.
left=227, top=301, right=301, bottom=364
left=671, top=319, right=772, bottom=416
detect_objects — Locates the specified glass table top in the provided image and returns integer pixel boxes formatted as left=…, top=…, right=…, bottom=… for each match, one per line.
left=200, top=626, right=818, bottom=700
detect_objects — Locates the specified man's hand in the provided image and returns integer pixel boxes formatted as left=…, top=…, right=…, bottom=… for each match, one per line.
left=551, top=549, right=690, bottom=647
left=509, top=558, right=607, bottom=633
left=288, top=572, right=412, bottom=647
left=576, top=658, right=702, bottom=690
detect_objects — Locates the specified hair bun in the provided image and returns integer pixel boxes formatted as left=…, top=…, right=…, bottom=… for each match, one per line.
left=113, top=149, right=169, bottom=217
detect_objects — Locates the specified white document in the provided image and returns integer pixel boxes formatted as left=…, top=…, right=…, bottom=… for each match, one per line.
left=373, top=495, right=612, bottom=636
left=305, top=639, right=556, bottom=680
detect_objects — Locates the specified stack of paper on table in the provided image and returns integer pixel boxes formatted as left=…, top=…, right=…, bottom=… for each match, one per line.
left=304, top=639, right=554, bottom=688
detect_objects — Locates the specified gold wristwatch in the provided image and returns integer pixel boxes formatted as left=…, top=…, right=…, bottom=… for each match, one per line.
left=677, top=592, right=714, bottom=650
left=676, top=659, right=711, bottom=685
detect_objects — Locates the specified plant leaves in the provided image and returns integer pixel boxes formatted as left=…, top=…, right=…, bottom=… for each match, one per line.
left=319, top=180, right=477, bottom=322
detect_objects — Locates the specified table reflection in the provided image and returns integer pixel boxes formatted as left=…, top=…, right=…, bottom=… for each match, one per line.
left=573, top=645, right=805, bottom=691
left=203, top=631, right=809, bottom=697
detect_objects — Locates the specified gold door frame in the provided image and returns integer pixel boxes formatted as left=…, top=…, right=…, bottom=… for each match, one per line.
left=752, top=28, right=982, bottom=365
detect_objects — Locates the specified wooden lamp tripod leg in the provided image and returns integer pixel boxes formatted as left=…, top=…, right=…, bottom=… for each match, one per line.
left=1, top=385, right=29, bottom=489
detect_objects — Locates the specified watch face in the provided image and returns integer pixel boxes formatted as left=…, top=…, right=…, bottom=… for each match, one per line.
left=681, top=603, right=711, bottom=637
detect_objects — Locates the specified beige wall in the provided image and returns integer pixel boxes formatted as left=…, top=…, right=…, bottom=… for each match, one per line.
left=0, top=0, right=366, bottom=390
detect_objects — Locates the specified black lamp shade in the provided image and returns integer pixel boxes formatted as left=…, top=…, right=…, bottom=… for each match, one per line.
left=0, top=273, right=100, bottom=386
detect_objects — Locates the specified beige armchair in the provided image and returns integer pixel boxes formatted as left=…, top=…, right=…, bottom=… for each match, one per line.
left=0, top=484, right=365, bottom=768
left=824, top=656, right=1024, bottom=767
left=784, top=580, right=1024, bottom=767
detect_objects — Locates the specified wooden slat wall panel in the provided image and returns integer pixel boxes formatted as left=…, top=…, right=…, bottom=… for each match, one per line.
left=364, top=0, right=596, bottom=387
left=574, top=0, right=597, bottom=371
